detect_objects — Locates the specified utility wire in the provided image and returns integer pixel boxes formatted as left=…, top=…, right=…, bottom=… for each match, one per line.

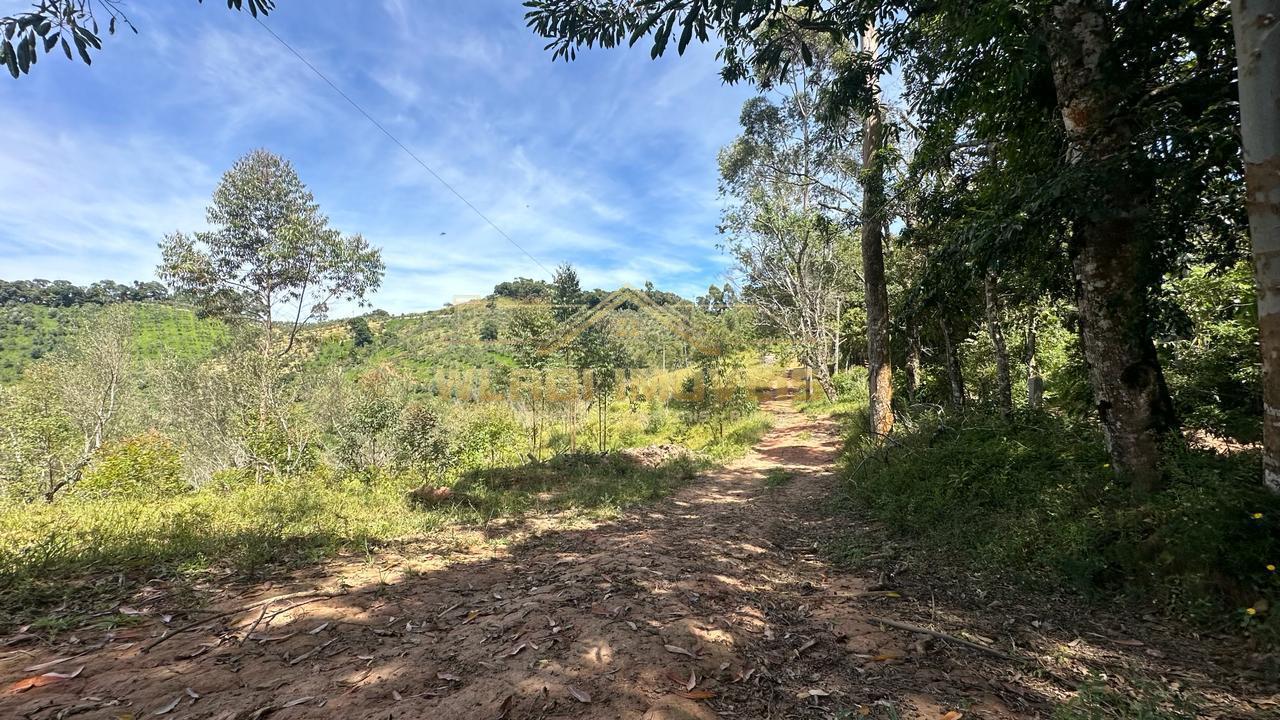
left=252, top=16, right=554, bottom=279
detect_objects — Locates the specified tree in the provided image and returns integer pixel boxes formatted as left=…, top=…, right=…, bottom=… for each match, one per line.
left=857, top=22, right=894, bottom=436
left=506, top=303, right=558, bottom=459
left=159, top=149, right=384, bottom=362
left=1232, top=0, right=1280, bottom=494
left=719, top=72, right=854, bottom=402
left=159, top=150, right=382, bottom=477
left=984, top=274, right=1013, bottom=415
left=347, top=316, right=374, bottom=348
left=525, top=0, right=1243, bottom=489
left=56, top=305, right=134, bottom=466
left=0, top=0, right=273, bottom=79
left=0, top=365, right=77, bottom=502
left=336, top=368, right=402, bottom=473
left=551, top=263, right=583, bottom=322
left=574, top=320, right=629, bottom=452
left=395, top=402, right=453, bottom=484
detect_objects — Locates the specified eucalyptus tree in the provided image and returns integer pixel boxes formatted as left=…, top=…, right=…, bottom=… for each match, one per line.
left=159, top=149, right=384, bottom=362
left=854, top=22, right=893, bottom=434
left=159, top=150, right=383, bottom=469
left=1, top=1, right=273, bottom=79
left=718, top=53, right=858, bottom=402
left=1231, top=0, right=1280, bottom=493
left=505, top=302, right=558, bottom=459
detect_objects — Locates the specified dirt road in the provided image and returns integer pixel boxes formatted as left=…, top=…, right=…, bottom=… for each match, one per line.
left=1, top=401, right=1267, bottom=718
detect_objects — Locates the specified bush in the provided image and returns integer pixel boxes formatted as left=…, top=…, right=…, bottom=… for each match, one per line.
left=76, top=431, right=187, bottom=500
left=844, top=409, right=1280, bottom=640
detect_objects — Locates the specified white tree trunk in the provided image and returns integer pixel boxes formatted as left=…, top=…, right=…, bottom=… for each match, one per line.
left=1232, top=0, right=1280, bottom=494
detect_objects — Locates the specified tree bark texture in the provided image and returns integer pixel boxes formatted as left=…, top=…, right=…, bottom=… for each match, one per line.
left=1232, top=0, right=1280, bottom=493
left=1046, top=0, right=1177, bottom=493
left=861, top=23, right=894, bottom=437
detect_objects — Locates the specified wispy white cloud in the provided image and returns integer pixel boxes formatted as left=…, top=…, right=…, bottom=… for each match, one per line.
left=0, top=0, right=754, bottom=313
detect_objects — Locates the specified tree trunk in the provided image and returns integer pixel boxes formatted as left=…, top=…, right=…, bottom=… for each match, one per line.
left=861, top=23, right=894, bottom=438
left=1046, top=0, right=1177, bottom=493
left=1232, top=0, right=1280, bottom=494
left=940, top=316, right=966, bottom=409
left=811, top=362, right=838, bottom=402
left=906, top=319, right=922, bottom=403
left=985, top=274, right=1013, bottom=415
left=1025, top=312, right=1045, bottom=410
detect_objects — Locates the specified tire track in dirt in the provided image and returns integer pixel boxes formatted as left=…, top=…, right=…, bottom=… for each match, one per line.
left=1, top=401, right=1031, bottom=719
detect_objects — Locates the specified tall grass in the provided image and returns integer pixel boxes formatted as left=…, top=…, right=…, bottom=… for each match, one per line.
left=0, top=454, right=702, bottom=629
left=840, top=407, right=1280, bottom=641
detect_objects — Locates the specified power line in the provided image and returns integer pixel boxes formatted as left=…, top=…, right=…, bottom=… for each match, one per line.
left=252, top=16, right=555, bottom=279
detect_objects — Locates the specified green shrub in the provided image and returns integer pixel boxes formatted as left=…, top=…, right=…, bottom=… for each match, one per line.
left=1160, top=262, right=1261, bottom=442
left=844, top=409, right=1280, bottom=640
left=75, top=431, right=187, bottom=500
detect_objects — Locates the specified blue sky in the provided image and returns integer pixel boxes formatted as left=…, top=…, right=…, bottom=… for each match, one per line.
left=0, top=0, right=755, bottom=313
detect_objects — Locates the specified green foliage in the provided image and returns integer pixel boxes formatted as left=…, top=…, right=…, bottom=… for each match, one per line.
left=763, top=468, right=792, bottom=488
left=75, top=431, right=186, bottom=500
left=1, top=0, right=272, bottom=79
left=0, top=364, right=77, bottom=501
left=395, top=402, right=454, bottom=482
left=844, top=409, right=1280, bottom=639
left=0, top=302, right=226, bottom=384
left=492, top=277, right=553, bottom=301
left=158, top=149, right=384, bottom=353
left=1053, top=676, right=1200, bottom=720
left=1160, top=262, right=1261, bottom=441
left=335, top=377, right=401, bottom=473
left=455, top=405, right=524, bottom=470
left=452, top=451, right=702, bottom=519
left=347, top=316, right=374, bottom=348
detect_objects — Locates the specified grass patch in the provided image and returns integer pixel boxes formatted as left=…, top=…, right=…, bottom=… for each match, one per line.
left=1053, top=676, right=1200, bottom=720
left=841, top=407, right=1280, bottom=642
left=0, top=453, right=702, bottom=630
left=763, top=468, right=792, bottom=488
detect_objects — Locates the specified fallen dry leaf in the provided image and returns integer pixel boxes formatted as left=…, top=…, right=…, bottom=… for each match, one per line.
left=677, top=689, right=716, bottom=700
left=437, top=672, right=462, bottom=682
left=686, top=670, right=697, bottom=691
left=9, top=665, right=84, bottom=693
left=22, top=656, right=78, bottom=673
left=568, top=686, right=591, bottom=703
left=940, top=712, right=964, bottom=720
left=664, top=644, right=696, bottom=658
left=799, top=688, right=830, bottom=698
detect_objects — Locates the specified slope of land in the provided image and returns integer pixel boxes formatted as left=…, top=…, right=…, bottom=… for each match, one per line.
left=0, top=303, right=228, bottom=383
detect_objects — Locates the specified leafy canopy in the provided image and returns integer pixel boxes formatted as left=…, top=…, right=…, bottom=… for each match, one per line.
left=158, top=149, right=384, bottom=356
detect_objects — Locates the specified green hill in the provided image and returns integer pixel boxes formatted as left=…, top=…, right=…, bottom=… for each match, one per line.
left=1, top=286, right=709, bottom=386
left=0, top=303, right=229, bottom=383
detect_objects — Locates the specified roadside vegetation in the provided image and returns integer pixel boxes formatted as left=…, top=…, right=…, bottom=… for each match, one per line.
left=0, top=152, right=778, bottom=629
